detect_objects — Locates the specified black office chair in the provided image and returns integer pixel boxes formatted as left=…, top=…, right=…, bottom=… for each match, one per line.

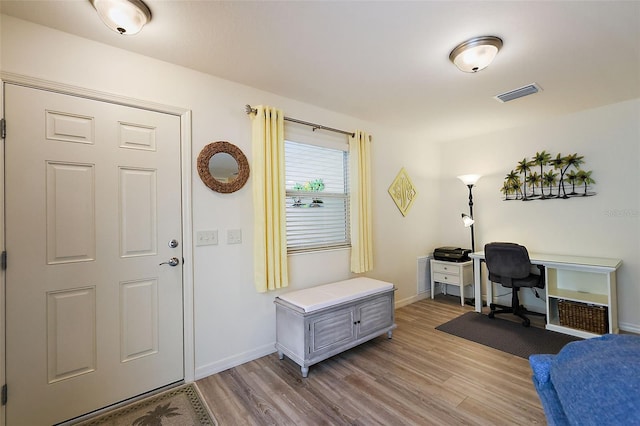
left=484, top=242, right=545, bottom=327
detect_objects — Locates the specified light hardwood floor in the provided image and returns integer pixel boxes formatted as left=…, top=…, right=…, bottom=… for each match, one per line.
left=196, top=296, right=546, bottom=425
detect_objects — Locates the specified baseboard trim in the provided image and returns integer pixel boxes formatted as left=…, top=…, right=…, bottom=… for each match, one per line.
left=396, top=292, right=429, bottom=308
left=619, top=321, right=640, bottom=335
left=194, top=343, right=276, bottom=380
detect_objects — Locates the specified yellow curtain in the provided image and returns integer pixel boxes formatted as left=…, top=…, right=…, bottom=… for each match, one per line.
left=349, top=130, right=373, bottom=273
left=251, top=105, right=288, bottom=292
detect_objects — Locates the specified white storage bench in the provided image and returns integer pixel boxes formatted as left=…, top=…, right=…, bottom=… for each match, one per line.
left=274, top=277, right=396, bottom=377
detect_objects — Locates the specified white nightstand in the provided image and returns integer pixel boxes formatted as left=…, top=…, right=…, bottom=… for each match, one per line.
left=430, top=259, right=473, bottom=306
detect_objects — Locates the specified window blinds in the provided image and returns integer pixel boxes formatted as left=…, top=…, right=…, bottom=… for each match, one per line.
left=285, top=140, right=350, bottom=252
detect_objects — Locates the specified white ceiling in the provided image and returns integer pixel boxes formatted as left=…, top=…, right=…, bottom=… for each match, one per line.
left=2, top=0, right=639, bottom=142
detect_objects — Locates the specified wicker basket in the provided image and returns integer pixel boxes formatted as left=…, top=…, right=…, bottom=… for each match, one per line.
left=558, top=299, right=608, bottom=334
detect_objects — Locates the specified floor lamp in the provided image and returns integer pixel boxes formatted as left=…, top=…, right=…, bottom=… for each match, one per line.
left=458, top=174, right=481, bottom=306
left=457, top=174, right=481, bottom=253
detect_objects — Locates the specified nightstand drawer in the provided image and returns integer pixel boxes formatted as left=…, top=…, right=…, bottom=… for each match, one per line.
left=430, top=258, right=473, bottom=306
left=432, top=262, right=461, bottom=275
left=433, top=272, right=460, bottom=284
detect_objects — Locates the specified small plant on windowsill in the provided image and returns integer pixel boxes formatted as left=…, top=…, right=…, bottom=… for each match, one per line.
left=293, top=179, right=325, bottom=207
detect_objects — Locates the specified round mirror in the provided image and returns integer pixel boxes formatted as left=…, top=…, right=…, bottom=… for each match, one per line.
left=197, top=141, right=250, bottom=193
left=209, top=152, right=239, bottom=182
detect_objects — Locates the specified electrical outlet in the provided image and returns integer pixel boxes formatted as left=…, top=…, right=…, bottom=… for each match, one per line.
left=196, top=230, right=218, bottom=246
left=227, top=229, right=242, bottom=244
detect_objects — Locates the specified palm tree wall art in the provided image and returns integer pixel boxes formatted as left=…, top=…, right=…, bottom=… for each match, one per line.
left=502, top=151, right=595, bottom=201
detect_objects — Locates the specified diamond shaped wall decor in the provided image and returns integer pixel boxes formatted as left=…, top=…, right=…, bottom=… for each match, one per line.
left=388, top=167, right=417, bottom=216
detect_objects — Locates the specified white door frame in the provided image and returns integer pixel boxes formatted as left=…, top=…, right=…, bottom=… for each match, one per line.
left=0, top=72, right=195, bottom=426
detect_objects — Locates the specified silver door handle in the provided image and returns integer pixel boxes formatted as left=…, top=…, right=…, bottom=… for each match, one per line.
left=159, top=257, right=180, bottom=267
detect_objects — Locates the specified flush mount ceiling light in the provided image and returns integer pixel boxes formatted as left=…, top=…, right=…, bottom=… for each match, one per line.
left=449, top=36, right=503, bottom=73
left=90, top=0, right=151, bottom=35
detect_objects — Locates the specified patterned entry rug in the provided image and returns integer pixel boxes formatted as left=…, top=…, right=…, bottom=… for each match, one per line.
left=74, top=383, right=217, bottom=426
left=436, top=311, right=582, bottom=358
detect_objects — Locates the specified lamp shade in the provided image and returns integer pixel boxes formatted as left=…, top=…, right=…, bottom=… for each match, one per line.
left=457, top=174, right=482, bottom=186
left=461, top=213, right=475, bottom=227
left=91, top=0, right=151, bottom=35
left=449, top=36, right=503, bottom=73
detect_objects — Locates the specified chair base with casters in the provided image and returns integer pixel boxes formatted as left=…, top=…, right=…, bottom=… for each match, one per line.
left=488, top=286, right=544, bottom=327
left=484, top=242, right=545, bottom=328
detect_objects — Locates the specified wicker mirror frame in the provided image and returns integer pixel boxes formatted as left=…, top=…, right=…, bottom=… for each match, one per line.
left=197, top=141, right=250, bottom=193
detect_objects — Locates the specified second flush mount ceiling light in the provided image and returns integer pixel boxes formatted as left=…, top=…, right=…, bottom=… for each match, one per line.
left=90, top=0, right=152, bottom=35
left=449, top=36, right=503, bottom=73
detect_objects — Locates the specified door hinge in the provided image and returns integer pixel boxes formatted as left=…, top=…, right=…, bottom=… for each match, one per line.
left=1, top=118, right=5, bottom=139
left=1, top=251, right=6, bottom=270
left=2, top=384, right=7, bottom=406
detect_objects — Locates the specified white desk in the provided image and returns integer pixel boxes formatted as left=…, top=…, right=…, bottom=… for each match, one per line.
left=469, top=251, right=622, bottom=338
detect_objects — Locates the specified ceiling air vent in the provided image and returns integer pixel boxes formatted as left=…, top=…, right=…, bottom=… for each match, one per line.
left=494, top=83, right=542, bottom=103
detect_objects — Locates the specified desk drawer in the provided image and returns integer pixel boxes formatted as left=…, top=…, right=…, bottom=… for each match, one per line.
left=433, top=272, right=460, bottom=285
left=432, top=262, right=460, bottom=275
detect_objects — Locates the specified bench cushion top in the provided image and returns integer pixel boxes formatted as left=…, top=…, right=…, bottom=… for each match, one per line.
left=278, top=277, right=394, bottom=312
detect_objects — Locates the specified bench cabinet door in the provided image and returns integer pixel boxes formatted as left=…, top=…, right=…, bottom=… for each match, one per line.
left=309, top=309, right=356, bottom=356
left=356, top=294, right=394, bottom=338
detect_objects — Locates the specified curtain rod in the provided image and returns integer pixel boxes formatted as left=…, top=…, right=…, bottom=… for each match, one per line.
left=245, top=104, right=355, bottom=138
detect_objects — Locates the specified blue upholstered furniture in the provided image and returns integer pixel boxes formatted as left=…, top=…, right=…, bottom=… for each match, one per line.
left=529, top=334, right=640, bottom=425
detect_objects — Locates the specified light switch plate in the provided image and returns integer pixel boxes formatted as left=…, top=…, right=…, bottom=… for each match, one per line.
left=227, top=229, right=242, bottom=244
left=196, top=230, right=218, bottom=246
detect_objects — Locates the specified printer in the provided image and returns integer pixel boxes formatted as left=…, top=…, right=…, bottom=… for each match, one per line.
left=433, top=247, right=471, bottom=262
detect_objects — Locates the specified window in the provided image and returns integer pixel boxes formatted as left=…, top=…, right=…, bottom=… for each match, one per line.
left=285, top=137, right=350, bottom=253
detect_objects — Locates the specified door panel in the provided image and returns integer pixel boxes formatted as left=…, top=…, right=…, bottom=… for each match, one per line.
left=46, top=286, right=97, bottom=383
left=311, top=310, right=355, bottom=353
left=119, top=167, right=157, bottom=257
left=4, top=84, right=184, bottom=425
left=46, top=161, right=96, bottom=264
left=120, top=278, right=159, bottom=362
left=356, top=295, right=393, bottom=337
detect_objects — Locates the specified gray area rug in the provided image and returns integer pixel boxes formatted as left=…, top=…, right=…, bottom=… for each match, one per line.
left=74, top=384, right=216, bottom=426
left=436, top=311, right=581, bottom=358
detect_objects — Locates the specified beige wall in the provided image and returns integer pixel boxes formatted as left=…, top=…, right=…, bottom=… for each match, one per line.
left=0, top=15, right=440, bottom=379
left=437, top=99, right=640, bottom=330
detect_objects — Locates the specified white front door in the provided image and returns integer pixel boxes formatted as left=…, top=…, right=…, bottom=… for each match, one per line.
left=4, top=84, right=184, bottom=425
